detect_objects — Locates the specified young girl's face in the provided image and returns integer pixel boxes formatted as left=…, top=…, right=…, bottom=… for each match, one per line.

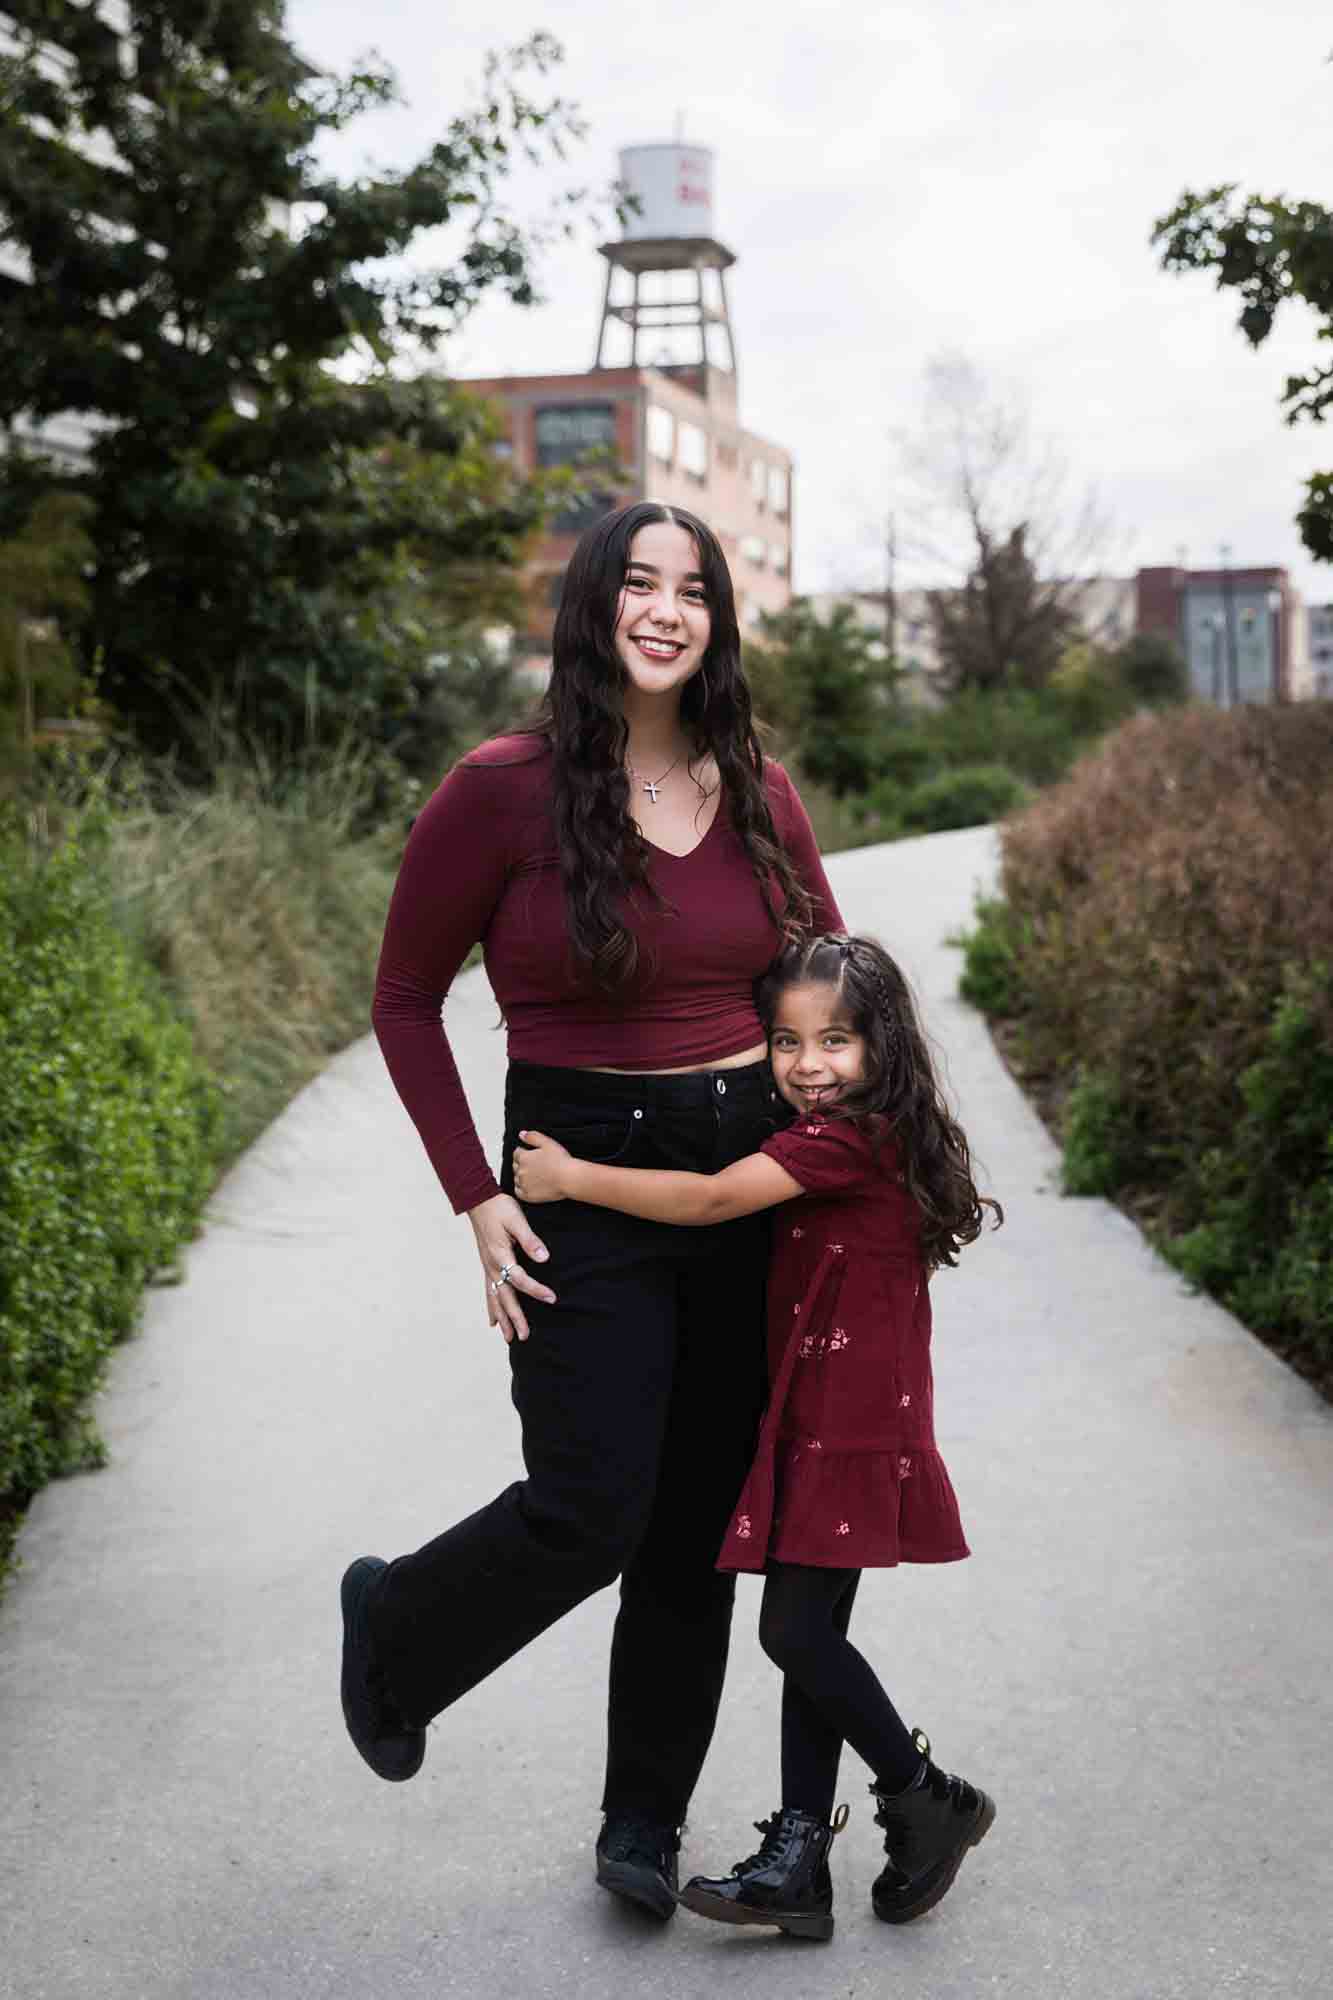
left=769, top=979, right=867, bottom=1116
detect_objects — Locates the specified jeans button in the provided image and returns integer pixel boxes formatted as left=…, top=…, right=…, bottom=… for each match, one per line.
left=716, top=1078, right=727, bottom=1095
left=633, top=1109, right=643, bottom=1119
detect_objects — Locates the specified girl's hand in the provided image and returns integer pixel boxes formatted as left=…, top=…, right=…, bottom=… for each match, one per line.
left=466, top=1192, right=555, bottom=1345
left=513, top=1130, right=573, bottom=1206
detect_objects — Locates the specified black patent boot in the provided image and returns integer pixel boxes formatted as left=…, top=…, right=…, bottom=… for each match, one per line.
left=870, top=1729, right=996, bottom=1924
left=679, top=1802, right=850, bottom=1941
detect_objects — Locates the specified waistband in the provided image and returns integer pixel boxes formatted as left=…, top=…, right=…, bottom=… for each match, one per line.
left=506, top=1056, right=774, bottom=1110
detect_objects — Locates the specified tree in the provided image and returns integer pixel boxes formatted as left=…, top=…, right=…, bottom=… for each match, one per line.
left=894, top=355, right=1109, bottom=693
left=746, top=600, right=901, bottom=796
left=1152, top=185, right=1333, bottom=562
left=0, top=7, right=595, bottom=754
left=1110, top=631, right=1189, bottom=707
left=0, top=487, right=94, bottom=762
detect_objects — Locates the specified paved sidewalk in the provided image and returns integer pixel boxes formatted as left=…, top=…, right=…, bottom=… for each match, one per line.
left=2, top=826, right=1331, bottom=2000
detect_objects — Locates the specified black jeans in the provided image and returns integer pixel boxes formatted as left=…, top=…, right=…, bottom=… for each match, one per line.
left=372, top=1058, right=778, bottom=1824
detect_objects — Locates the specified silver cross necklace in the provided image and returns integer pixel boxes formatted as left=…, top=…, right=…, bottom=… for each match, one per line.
left=628, top=752, right=686, bottom=804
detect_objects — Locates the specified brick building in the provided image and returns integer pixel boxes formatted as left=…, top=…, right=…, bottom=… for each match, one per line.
left=464, top=363, right=793, bottom=663
left=464, top=143, right=793, bottom=667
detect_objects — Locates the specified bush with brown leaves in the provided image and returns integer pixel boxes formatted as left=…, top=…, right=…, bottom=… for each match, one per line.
left=968, top=702, right=1333, bottom=1381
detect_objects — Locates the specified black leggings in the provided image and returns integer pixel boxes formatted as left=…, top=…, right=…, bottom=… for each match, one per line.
left=758, top=1563, right=922, bottom=1820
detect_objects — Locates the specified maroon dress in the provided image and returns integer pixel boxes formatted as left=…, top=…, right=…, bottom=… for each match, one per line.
left=717, top=1116, right=970, bottom=1573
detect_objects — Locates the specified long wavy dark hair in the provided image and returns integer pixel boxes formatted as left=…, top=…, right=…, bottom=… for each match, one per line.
left=519, top=500, right=813, bottom=986
left=758, top=932, right=1003, bottom=1268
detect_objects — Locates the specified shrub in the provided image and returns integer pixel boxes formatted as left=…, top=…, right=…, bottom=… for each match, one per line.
left=0, top=826, right=220, bottom=1562
left=897, top=763, right=1030, bottom=833
left=958, top=896, right=1024, bottom=1017
left=959, top=701, right=1333, bottom=1386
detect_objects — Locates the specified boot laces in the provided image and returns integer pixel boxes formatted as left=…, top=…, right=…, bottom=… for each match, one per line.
left=734, top=1811, right=793, bottom=1876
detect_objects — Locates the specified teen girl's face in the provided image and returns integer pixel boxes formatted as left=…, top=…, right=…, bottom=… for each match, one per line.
left=769, top=980, right=868, bottom=1116
left=613, top=521, right=711, bottom=699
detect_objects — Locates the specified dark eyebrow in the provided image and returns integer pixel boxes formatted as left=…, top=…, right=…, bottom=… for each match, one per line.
left=625, top=562, right=706, bottom=583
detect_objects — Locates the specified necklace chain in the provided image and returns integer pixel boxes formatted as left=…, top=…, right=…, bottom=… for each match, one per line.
left=627, top=751, right=687, bottom=805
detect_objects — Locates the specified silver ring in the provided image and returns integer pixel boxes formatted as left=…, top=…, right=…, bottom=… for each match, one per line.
left=490, top=1263, right=514, bottom=1294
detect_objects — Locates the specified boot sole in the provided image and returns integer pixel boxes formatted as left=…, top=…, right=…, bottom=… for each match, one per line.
left=596, top=1859, right=678, bottom=1922
left=872, top=1791, right=996, bottom=1925
left=679, top=1882, right=834, bottom=1941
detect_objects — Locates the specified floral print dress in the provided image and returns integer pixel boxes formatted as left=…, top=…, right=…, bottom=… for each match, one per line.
left=717, top=1116, right=970, bottom=1572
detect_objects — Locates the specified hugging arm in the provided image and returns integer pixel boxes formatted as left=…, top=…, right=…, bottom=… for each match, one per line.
left=514, top=1130, right=803, bottom=1225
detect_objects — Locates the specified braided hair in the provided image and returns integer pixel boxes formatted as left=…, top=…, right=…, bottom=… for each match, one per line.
left=756, top=932, right=1002, bottom=1268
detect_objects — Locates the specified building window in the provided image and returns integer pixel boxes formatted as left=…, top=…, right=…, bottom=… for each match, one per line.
left=534, top=402, right=616, bottom=466
left=646, top=404, right=675, bottom=464
left=534, top=402, right=617, bottom=531
left=679, top=422, right=708, bottom=480
left=767, top=466, right=788, bottom=516
left=741, top=535, right=766, bottom=566
left=769, top=542, right=788, bottom=575
left=749, top=459, right=767, bottom=507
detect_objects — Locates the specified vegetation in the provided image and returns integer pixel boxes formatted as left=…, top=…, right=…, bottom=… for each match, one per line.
left=958, top=703, right=1333, bottom=1392
left=1, top=813, right=220, bottom=1573
left=0, top=743, right=404, bottom=1579
left=753, top=597, right=1186, bottom=844
left=1153, top=182, right=1333, bottom=560
left=0, top=9, right=598, bottom=760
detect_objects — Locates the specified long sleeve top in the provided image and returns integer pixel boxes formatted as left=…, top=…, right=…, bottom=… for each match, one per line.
left=371, top=734, right=844, bottom=1212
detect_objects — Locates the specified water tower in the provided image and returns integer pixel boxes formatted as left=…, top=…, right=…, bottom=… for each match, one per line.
left=594, top=144, right=738, bottom=405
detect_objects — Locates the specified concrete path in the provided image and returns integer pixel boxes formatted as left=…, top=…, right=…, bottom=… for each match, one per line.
left=3, top=826, right=1331, bottom=2000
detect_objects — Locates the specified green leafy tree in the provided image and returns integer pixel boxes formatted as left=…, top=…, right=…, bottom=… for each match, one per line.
left=0, top=6, right=593, bottom=754
left=1153, top=185, right=1333, bottom=561
left=0, top=487, right=94, bottom=760
left=747, top=600, right=901, bottom=796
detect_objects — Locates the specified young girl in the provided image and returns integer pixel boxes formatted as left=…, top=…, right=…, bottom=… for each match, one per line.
left=514, top=931, right=1000, bottom=1943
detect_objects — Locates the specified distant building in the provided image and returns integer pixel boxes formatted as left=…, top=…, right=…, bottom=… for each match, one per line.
left=1309, top=604, right=1333, bottom=699
left=815, top=565, right=1319, bottom=706
left=1137, top=565, right=1301, bottom=705
left=463, top=144, right=793, bottom=668
left=0, top=0, right=134, bottom=471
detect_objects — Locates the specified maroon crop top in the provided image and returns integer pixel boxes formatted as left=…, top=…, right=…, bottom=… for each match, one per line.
left=371, top=734, right=844, bottom=1213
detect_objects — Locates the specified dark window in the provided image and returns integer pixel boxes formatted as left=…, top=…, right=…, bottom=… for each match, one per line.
left=535, top=403, right=618, bottom=532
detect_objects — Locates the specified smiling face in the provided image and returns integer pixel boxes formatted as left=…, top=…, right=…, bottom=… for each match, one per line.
left=612, top=519, right=712, bottom=698
left=769, top=979, right=868, bottom=1116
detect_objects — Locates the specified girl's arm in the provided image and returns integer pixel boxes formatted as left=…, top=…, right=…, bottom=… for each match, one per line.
left=514, top=1130, right=803, bottom=1225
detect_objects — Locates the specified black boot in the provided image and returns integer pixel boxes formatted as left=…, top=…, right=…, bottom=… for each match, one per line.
left=869, top=1729, right=995, bottom=1924
left=595, top=1814, right=681, bottom=1922
left=678, top=1803, right=849, bottom=1942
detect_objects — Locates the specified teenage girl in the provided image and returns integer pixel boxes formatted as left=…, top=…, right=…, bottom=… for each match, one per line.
left=513, top=931, right=1001, bottom=1942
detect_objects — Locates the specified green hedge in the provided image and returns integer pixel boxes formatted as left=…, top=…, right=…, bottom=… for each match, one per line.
left=0, top=828, right=220, bottom=1564
left=896, top=763, right=1031, bottom=833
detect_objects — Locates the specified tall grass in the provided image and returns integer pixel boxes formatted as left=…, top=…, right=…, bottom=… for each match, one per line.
left=95, top=743, right=399, bottom=1163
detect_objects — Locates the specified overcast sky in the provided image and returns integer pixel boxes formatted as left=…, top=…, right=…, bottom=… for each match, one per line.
left=287, top=0, right=1333, bottom=604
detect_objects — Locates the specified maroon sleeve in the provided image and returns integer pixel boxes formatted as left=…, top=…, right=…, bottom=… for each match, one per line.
left=766, top=761, right=844, bottom=934
left=760, top=1117, right=874, bottom=1195
left=370, top=754, right=516, bottom=1214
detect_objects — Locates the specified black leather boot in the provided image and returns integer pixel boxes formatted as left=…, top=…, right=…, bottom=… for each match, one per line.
left=869, top=1729, right=995, bottom=1924
left=678, top=1803, right=850, bottom=1941
left=595, top=1814, right=681, bottom=1922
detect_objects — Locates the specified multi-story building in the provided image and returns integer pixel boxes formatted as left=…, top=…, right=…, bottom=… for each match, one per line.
left=1136, top=565, right=1302, bottom=705
left=0, top=0, right=134, bottom=470
left=465, top=363, right=792, bottom=661
left=464, top=143, right=793, bottom=667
